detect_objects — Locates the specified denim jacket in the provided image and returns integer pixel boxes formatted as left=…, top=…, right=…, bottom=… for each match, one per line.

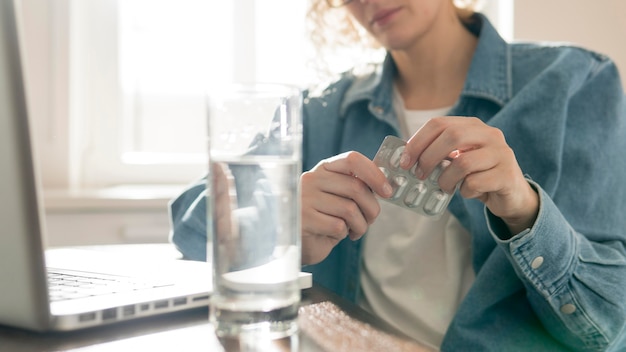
left=170, top=14, right=626, bottom=351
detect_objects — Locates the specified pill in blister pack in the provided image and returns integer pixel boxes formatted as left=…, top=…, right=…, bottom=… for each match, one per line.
left=373, top=135, right=452, bottom=218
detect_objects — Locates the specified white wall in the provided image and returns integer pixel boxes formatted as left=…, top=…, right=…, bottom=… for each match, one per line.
left=514, top=0, right=626, bottom=88
left=20, top=0, right=71, bottom=189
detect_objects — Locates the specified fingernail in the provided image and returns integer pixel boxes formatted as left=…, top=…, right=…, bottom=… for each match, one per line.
left=415, top=167, right=425, bottom=180
left=399, top=152, right=409, bottom=168
left=383, top=183, right=393, bottom=197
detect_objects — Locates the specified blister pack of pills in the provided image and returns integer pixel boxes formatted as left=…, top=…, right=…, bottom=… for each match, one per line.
left=373, top=135, right=452, bottom=219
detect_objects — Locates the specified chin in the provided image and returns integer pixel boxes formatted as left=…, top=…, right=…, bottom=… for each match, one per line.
left=376, top=31, right=418, bottom=51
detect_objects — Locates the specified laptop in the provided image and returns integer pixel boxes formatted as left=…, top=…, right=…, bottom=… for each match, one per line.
left=0, top=0, right=310, bottom=332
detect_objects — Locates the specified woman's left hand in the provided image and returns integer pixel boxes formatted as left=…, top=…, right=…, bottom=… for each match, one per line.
left=400, top=116, right=539, bottom=235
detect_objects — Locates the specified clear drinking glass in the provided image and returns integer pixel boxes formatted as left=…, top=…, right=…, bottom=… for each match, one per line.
left=206, top=83, right=302, bottom=339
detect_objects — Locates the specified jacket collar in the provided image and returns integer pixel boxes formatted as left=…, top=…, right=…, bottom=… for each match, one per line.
left=339, top=13, right=512, bottom=122
left=462, top=13, right=512, bottom=106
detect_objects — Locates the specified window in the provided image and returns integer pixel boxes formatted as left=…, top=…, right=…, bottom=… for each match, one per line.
left=69, top=0, right=312, bottom=188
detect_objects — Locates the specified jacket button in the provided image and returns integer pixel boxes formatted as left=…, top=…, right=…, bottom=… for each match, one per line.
left=560, top=304, right=576, bottom=315
left=531, top=256, right=544, bottom=269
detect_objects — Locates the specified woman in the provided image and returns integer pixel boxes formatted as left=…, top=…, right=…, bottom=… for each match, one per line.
left=170, top=0, right=626, bottom=350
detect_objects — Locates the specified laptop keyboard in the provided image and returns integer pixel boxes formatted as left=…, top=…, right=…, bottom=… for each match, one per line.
left=47, top=269, right=172, bottom=302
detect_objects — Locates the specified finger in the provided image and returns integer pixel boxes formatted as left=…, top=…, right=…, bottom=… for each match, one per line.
left=302, top=167, right=381, bottom=224
left=457, top=155, right=518, bottom=201
left=301, top=232, right=342, bottom=265
left=302, top=203, right=350, bottom=242
left=458, top=169, right=502, bottom=200
left=323, top=151, right=392, bottom=198
left=212, top=163, right=234, bottom=240
left=317, top=173, right=382, bottom=224
left=413, top=117, right=492, bottom=179
left=401, top=116, right=453, bottom=170
left=437, top=148, right=498, bottom=194
left=327, top=191, right=375, bottom=240
left=309, top=188, right=372, bottom=237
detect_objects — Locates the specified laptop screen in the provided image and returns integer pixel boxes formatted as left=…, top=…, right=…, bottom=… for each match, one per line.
left=0, top=0, right=53, bottom=330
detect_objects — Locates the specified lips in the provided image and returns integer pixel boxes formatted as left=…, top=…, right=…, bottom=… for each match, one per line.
left=370, top=7, right=402, bottom=27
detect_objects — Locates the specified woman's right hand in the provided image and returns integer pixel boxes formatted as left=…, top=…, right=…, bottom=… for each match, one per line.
left=300, top=151, right=392, bottom=265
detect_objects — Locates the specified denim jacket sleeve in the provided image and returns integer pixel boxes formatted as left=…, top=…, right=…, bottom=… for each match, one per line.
left=168, top=171, right=278, bottom=264
left=486, top=57, right=626, bottom=351
left=169, top=178, right=208, bottom=261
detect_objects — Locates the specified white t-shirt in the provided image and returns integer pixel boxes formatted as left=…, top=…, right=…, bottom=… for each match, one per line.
left=359, top=89, right=475, bottom=349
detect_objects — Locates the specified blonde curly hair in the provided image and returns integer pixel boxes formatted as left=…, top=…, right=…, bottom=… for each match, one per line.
left=306, top=0, right=483, bottom=76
